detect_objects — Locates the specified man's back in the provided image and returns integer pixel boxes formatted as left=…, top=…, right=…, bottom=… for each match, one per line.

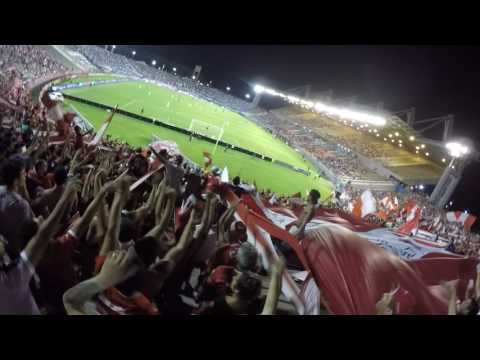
left=0, top=188, right=33, bottom=254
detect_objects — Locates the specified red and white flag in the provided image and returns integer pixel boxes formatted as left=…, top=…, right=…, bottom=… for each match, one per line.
left=446, top=211, right=477, bottom=230
left=88, top=108, right=116, bottom=146
left=203, top=151, right=212, bottom=169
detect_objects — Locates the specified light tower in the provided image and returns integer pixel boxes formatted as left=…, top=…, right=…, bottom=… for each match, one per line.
left=430, top=139, right=476, bottom=208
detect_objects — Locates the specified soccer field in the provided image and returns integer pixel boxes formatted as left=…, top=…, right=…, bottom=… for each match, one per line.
left=62, top=78, right=333, bottom=197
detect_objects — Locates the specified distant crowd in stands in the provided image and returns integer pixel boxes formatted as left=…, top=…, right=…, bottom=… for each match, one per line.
left=67, top=45, right=252, bottom=113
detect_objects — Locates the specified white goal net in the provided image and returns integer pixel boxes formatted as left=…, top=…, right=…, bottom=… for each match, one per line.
left=188, top=118, right=224, bottom=142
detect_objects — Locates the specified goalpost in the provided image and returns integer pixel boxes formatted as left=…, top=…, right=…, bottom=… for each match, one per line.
left=188, top=118, right=225, bottom=155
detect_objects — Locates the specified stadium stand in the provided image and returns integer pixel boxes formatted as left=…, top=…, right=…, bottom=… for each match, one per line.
left=0, top=45, right=478, bottom=316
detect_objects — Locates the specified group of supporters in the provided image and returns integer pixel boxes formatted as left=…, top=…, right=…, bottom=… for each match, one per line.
left=251, top=110, right=381, bottom=180
left=67, top=45, right=251, bottom=113
left=1, top=45, right=479, bottom=316
left=0, top=46, right=68, bottom=94
left=333, top=186, right=480, bottom=257
left=0, top=91, right=293, bottom=315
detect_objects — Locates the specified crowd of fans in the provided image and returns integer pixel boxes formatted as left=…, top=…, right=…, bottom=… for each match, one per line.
left=333, top=185, right=480, bottom=257
left=67, top=45, right=252, bottom=113
left=1, top=46, right=68, bottom=94
left=1, top=45, right=478, bottom=315
left=0, top=92, right=292, bottom=315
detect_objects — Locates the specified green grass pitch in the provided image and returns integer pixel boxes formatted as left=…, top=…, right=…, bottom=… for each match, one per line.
left=62, top=78, right=333, bottom=198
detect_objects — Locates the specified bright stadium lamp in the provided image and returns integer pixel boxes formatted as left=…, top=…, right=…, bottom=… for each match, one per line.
left=421, top=144, right=426, bottom=149
left=173, top=67, right=177, bottom=72
left=395, top=132, right=399, bottom=137
left=192, top=75, right=196, bottom=80
left=425, top=152, right=430, bottom=156
left=245, top=93, right=251, bottom=99
left=254, top=84, right=265, bottom=94
left=226, top=86, right=231, bottom=91
left=112, top=45, right=116, bottom=49
left=446, top=141, right=470, bottom=158
left=388, top=134, right=393, bottom=138
left=419, top=184, right=424, bottom=190
left=152, top=60, right=157, bottom=66
left=409, top=136, right=415, bottom=141
left=442, top=158, right=446, bottom=162
left=132, top=50, right=136, bottom=56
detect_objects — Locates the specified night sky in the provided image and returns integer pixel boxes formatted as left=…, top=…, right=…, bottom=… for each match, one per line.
left=115, top=45, right=480, bottom=216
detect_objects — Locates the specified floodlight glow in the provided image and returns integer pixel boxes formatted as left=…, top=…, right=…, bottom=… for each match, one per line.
left=373, top=129, right=378, bottom=133
left=446, top=142, right=470, bottom=158
left=419, top=184, right=424, bottom=190
left=409, top=136, right=415, bottom=141
left=442, top=158, right=446, bottom=162
left=388, top=134, right=393, bottom=138
left=132, top=50, right=136, bottom=56
left=112, top=45, right=116, bottom=49
left=192, top=75, right=196, bottom=80
left=254, top=85, right=265, bottom=94
left=395, top=132, right=399, bottom=136
left=425, top=152, right=430, bottom=156
left=399, top=143, right=403, bottom=147
left=416, top=150, right=419, bottom=154
left=226, top=86, right=231, bottom=91
left=398, top=139, right=402, bottom=143
left=415, top=146, right=420, bottom=150
left=173, top=67, right=177, bottom=72
left=384, top=138, right=387, bottom=141
left=152, top=60, right=157, bottom=66
left=391, top=139, right=395, bottom=143
left=376, top=133, right=380, bottom=137
left=421, top=144, right=426, bottom=149
left=245, top=93, right=251, bottom=99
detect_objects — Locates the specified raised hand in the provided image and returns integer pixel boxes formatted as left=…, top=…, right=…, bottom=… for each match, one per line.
left=97, top=250, right=138, bottom=289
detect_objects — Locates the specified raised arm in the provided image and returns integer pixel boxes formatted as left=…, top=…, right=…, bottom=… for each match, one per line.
left=70, top=180, right=115, bottom=240
left=262, top=257, right=285, bottom=315
left=25, top=177, right=81, bottom=267
left=144, top=188, right=176, bottom=242
left=217, top=202, right=238, bottom=245
left=162, top=209, right=196, bottom=268
left=99, top=176, right=130, bottom=256
left=63, top=249, right=138, bottom=315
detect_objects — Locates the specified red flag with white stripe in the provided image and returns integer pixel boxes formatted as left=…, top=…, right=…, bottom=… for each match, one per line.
left=446, top=211, right=477, bottom=230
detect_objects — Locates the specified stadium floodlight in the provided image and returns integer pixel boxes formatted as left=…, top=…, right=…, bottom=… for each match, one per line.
left=419, top=184, right=424, bottom=190
left=391, top=139, right=395, bottom=143
left=112, top=45, right=116, bottom=49
left=442, top=158, right=446, bottom=162
left=425, top=152, right=430, bottom=156
left=420, top=144, right=426, bottom=149
left=373, top=129, right=378, bottom=133
left=409, top=136, right=415, bottom=141
left=384, top=138, right=387, bottom=141
left=388, top=134, right=393, bottom=138
left=446, top=142, right=470, bottom=158
left=254, top=84, right=265, bottom=93
left=152, top=60, right=157, bottom=66
left=132, top=50, right=136, bottom=56
left=398, top=139, right=402, bottom=143
left=226, top=86, right=231, bottom=91
left=173, top=67, right=177, bottom=72
left=416, top=150, right=419, bottom=154
left=399, top=143, right=403, bottom=147
left=395, top=132, right=399, bottom=136
left=192, top=75, right=196, bottom=80
left=376, top=133, right=380, bottom=137
left=245, top=93, right=251, bottom=99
